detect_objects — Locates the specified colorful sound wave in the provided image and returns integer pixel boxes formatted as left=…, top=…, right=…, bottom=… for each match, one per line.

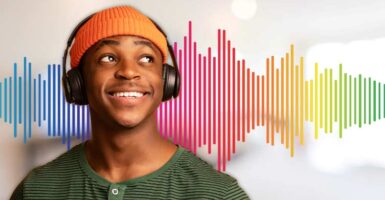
left=1, top=21, right=384, bottom=172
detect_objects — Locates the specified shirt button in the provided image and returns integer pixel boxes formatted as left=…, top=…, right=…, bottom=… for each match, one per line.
left=112, top=188, right=119, bottom=195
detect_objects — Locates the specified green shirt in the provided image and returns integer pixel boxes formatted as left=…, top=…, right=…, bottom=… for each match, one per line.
left=11, top=143, right=249, bottom=199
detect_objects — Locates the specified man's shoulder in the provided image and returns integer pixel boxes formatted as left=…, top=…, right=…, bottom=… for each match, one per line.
left=25, top=143, right=83, bottom=184
left=172, top=148, right=237, bottom=186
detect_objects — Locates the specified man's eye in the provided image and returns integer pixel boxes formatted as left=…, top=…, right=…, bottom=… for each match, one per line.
left=100, top=55, right=116, bottom=63
left=139, top=56, right=154, bottom=63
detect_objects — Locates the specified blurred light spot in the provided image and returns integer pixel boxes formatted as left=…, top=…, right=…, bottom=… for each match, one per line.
left=231, top=0, right=257, bottom=20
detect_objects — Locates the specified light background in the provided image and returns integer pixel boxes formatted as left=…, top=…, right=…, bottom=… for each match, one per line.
left=1, top=0, right=385, bottom=199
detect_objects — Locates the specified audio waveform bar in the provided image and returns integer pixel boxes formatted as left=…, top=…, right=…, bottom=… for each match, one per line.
left=1, top=21, right=385, bottom=171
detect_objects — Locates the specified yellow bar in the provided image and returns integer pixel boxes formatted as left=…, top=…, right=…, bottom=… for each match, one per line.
left=290, top=45, right=294, bottom=156
left=305, top=81, right=309, bottom=121
left=295, top=65, right=299, bottom=137
left=310, top=80, right=313, bottom=122
left=325, top=68, right=328, bottom=133
left=315, top=63, right=319, bottom=139
left=320, top=73, right=323, bottom=130
left=300, top=57, right=304, bottom=145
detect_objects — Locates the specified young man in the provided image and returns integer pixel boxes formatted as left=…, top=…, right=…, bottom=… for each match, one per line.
left=11, top=6, right=249, bottom=199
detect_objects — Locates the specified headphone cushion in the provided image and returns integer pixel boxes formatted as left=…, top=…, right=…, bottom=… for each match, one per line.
left=67, top=68, right=88, bottom=105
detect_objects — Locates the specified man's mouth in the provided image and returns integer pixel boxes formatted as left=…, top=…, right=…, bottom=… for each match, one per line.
left=110, top=91, right=147, bottom=98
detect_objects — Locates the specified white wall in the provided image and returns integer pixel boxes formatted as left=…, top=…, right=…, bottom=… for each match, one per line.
left=1, top=0, right=385, bottom=199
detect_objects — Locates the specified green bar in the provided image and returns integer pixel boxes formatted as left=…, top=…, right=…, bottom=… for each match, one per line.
left=339, top=64, right=343, bottom=137
left=364, top=78, right=366, bottom=124
left=335, top=80, right=337, bottom=122
left=354, top=77, right=357, bottom=125
left=383, top=83, right=385, bottom=119
left=349, top=75, right=352, bottom=127
left=359, top=75, right=362, bottom=127
left=335, top=80, right=338, bottom=122
left=344, top=73, right=347, bottom=129
left=330, top=69, right=333, bottom=132
left=369, top=78, right=371, bottom=125
left=374, top=80, right=376, bottom=122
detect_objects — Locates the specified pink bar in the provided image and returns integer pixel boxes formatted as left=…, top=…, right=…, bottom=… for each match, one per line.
left=217, top=29, right=221, bottom=171
left=183, top=36, right=187, bottom=149
left=179, top=49, right=183, bottom=146
left=198, top=53, right=202, bottom=147
left=188, top=21, right=192, bottom=152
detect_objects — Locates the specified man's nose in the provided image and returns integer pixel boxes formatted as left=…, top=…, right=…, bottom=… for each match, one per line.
left=115, top=59, right=140, bottom=80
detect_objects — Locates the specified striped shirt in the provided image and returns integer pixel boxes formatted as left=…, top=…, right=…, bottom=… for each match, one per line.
left=11, top=143, right=249, bottom=199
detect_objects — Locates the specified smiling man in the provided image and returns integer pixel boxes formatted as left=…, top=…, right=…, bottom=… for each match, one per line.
left=11, top=6, right=249, bottom=200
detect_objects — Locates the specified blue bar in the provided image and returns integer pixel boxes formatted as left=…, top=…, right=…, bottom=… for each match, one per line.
left=4, top=78, right=7, bottom=122
left=58, top=65, right=61, bottom=137
left=48, top=64, right=51, bottom=136
left=77, top=104, right=80, bottom=139
left=72, top=104, right=75, bottom=137
left=14, top=63, right=17, bottom=137
left=23, top=57, right=27, bottom=144
left=34, top=78, right=36, bottom=122
left=62, top=94, right=66, bottom=144
left=53, top=64, right=56, bottom=137
left=9, top=77, right=12, bottom=124
left=87, top=105, right=90, bottom=140
left=67, top=98, right=71, bottom=149
left=38, top=74, right=41, bottom=126
left=0, top=82, right=2, bottom=118
left=43, top=80, right=46, bottom=120
left=28, top=62, right=32, bottom=138
left=18, top=77, right=22, bottom=124
left=82, top=105, right=85, bottom=142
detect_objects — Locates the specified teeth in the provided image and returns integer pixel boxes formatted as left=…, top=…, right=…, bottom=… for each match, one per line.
left=113, top=92, right=144, bottom=98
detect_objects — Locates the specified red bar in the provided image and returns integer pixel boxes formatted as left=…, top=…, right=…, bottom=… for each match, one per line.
left=188, top=22, right=192, bottom=152
left=227, top=40, right=231, bottom=161
left=217, top=29, right=221, bottom=171
left=232, top=48, right=236, bottom=154
left=183, top=36, right=187, bottom=148
left=198, top=53, right=202, bottom=147
left=252, top=72, right=255, bottom=130
left=179, top=49, right=183, bottom=146
left=247, top=68, right=250, bottom=135
left=173, top=42, right=178, bottom=144
left=193, top=41, right=196, bottom=154
left=208, top=47, right=212, bottom=153
left=242, top=60, right=246, bottom=142
left=222, top=30, right=226, bottom=170
left=237, top=60, right=241, bottom=141
left=204, top=55, right=208, bottom=147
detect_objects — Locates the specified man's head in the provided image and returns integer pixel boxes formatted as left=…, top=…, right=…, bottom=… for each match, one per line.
left=65, top=6, right=172, bottom=129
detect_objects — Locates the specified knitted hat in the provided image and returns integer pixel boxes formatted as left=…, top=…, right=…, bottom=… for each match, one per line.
left=69, top=6, right=168, bottom=68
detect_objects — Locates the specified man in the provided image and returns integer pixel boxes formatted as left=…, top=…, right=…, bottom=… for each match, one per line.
left=11, top=5, right=249, bottom=199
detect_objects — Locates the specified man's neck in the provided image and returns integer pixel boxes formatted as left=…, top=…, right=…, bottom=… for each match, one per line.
left=85, top=112, right=177, bottom=183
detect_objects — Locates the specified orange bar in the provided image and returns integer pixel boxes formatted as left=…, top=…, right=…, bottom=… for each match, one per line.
left=266, top=58, right=270, bottom=144
left=281, top=57, right=285, bottom=145
left=257, top=75, right=260, bottom=126
left=276, top=69, right=280, bottom=133
left=271, top=56, right=275, bottom=145
left=262, top=75, right=265, bottom=126
left=285, top=53, right=289, bottom=149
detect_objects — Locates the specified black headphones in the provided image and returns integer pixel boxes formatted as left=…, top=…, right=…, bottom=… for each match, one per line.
left=62, top=13, right=180, bottom=105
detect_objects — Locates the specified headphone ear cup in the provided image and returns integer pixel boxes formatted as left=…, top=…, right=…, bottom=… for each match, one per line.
left=66, top=68, right=88, bottom=105
left=162, top=64, right=180, bottom=101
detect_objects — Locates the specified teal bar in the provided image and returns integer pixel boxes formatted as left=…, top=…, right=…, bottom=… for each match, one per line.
left=0, top=82, right=2, bottom=118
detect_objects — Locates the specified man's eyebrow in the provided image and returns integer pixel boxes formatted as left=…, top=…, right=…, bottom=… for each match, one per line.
left=94, top=39, right=120, bottom=51
left=134, top=40, right=156, bottom=52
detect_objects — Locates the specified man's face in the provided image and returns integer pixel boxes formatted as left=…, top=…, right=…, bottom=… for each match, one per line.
left=81, top=35, right=164, bottom=128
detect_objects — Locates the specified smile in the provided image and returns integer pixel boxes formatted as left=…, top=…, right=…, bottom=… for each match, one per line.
left=112, top=91, right=145, bottom=98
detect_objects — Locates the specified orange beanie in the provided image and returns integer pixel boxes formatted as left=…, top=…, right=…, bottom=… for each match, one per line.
left=69, top=6, right=168, bottom=68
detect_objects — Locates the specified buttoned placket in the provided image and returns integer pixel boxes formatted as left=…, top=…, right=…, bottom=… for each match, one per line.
left=108, top=184, right=126, bottom=200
